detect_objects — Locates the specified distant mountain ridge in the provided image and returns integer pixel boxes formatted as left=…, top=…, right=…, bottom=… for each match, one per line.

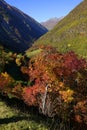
left=41, top=17, right=64, bottom=30
left=0, top=0, right=48, bottom=52
left=34, top=0, right=87, bottom=58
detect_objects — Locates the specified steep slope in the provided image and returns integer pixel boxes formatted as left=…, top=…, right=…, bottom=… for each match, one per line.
left=34, top=0, right=87, bottom=58
left=0, top=0, right=48, bottom=53
left=41, top=17, right=64, bottom=30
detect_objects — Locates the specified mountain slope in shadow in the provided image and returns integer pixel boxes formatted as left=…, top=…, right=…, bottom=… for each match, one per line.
left=0, top=0, right=48, bottom=53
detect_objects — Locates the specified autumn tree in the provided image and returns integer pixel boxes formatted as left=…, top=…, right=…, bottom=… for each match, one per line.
left=22, top=46, right=87, bottom=125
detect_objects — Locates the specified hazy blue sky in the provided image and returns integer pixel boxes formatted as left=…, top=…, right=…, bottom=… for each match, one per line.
left=5, top=0, right=83, bottom=22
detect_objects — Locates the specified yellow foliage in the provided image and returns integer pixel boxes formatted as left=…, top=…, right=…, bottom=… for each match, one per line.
left=1, top=72, right=10, bottom=79
left=67, top=44, right=71, bottom=47
left=59, top=89, right=74, bottom=103
left=1, top=72, right=14, bottom=85
left=15, top=58, right=21, bottom=66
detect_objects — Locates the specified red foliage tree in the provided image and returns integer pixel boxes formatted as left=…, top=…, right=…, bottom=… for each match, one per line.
left=21, top=46, right=87, bottom=125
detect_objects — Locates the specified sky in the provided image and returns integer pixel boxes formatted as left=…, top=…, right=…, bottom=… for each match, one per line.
left=5, top=0, right=83, bottom=22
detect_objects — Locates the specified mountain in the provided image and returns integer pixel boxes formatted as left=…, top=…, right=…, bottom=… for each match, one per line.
left=34, top=0, right=87, bottom=58
left=0, top=0, right=48, bottom=53
left=41, top=17, right=64, bottom=30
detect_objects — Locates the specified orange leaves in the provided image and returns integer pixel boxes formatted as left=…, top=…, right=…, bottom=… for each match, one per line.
left=23, top=87, right=37, bottom=106
left=74, top=100, right=87, bottom=124
left=21, top=66, right=28, bottom=74
left=12, top=83, right=23, bottom=98
left=23, top=84, right=45, bottom=106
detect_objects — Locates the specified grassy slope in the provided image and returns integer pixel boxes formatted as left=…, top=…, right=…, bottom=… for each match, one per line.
left=0, top=96, right=73, bottom=130
left=34, top=0, right=87, bottom=58
left=0, top=96, right=50, bottom=130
